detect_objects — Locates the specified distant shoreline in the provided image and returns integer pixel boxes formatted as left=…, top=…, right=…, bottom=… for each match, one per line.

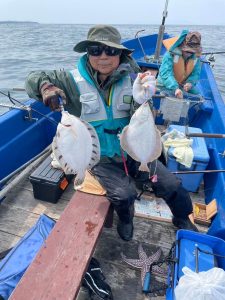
left=0, top=21, right=39, bottom=24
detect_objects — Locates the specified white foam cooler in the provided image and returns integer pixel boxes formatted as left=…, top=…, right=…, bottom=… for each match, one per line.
left=165, top=125, right=210, bottom=192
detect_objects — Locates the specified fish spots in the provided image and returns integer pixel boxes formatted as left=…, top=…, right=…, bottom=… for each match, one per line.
left=92, top=144, right=98, bottom=148
left=59, top=155, right=63, bottom=160
left=85, top=221, right=97, bottom=236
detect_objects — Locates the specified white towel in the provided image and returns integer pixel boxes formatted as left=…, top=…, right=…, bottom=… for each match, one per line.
left=162, top=129, right=194, bottom=168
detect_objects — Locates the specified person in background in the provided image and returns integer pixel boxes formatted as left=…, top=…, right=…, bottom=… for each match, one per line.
left=25, top=25, right=198, bottom=242
left=157, top=30, right=202, bottom=99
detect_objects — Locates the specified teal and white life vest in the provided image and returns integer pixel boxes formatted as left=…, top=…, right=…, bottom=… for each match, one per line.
left=70, top=68, right=133, bottom=158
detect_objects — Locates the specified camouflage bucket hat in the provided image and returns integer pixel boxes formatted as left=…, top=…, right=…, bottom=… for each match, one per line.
left=181, top=31, right=202, bottom=56
left=73, top=25, right=133, bottom=54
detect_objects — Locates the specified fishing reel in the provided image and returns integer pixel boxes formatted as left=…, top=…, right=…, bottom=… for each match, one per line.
left=208, top=54, right=215, bottom=62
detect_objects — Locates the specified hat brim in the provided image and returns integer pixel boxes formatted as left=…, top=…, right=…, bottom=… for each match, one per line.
left=73, top=40, right=133, bottom=54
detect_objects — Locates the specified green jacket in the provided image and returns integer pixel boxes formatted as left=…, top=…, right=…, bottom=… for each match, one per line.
left=25, top=53, right=140, bottom=117
left=25, top=53, right=140, bottom=158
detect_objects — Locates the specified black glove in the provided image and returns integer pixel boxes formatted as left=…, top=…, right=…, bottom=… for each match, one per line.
left=40, top=82, right=67, bottom=111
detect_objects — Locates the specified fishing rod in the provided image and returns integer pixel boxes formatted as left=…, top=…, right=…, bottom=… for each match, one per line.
left=154, top=0, right=169, bottom=61
left=185, top=125, right=225, bottom=139
left=0, top=90, right=59, bottom=126
left=172, top=169, right=225, bottom=175
left=202, top=51, right=225, bottom=55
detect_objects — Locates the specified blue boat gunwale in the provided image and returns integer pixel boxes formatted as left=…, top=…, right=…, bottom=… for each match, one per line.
left=0, top=100, right=61, bottom=184
left=123, top=33, right=225, bottom=240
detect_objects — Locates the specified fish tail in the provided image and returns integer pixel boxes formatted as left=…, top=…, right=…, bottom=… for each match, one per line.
left=74, top=174, right=85, bottom=187
left=138, top=163, right=150, bottom=172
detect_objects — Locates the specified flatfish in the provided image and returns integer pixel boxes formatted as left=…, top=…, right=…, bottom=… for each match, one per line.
left=120, top=102, right=162, bottom=172
left=52, top=111, right=100, bottom=186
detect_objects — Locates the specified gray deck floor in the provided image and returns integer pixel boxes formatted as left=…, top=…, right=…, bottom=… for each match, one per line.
left=0, top=167, right=207, bottom=300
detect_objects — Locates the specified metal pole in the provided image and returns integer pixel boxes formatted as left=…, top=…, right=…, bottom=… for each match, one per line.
left=172, top=170, right=225, bottom=175
left=135, top=30, right=148, bottom=60
left=186, top=132, right=225, bottom=138
left=154, top=0, right=169, bottom=60
left=0, top=102, right=28, bottom=110
left=202, top=51, right=225, bottom=55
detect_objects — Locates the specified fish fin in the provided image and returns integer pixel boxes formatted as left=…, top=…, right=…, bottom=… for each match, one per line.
left=80, top=119, right=100, bottom=169
left=138, top=163, right=150, bottom=172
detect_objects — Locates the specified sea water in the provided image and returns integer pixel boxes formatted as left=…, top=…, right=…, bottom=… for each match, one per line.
left=0, top=23, right=225, bottom=114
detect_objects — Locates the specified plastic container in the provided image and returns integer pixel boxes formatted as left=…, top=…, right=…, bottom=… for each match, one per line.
left=166, top=230, right=225, bottom=300
left=166, top=125, right=210, bottom=192
left=29, top=156, right=72, bottom=203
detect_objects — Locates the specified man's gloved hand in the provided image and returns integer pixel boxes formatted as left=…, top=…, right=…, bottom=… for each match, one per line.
left=183, top=82, right=192, bottom=92
left=175, top=88, right=183, bottom=99
left=133, top=71, right=156, bottom=104
left=40, top=83, right=67, bottom=111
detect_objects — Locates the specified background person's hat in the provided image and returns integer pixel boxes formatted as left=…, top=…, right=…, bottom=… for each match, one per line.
left=181, top=31, right=202, bottom=55
left=73, top=24, right=133, bottom=54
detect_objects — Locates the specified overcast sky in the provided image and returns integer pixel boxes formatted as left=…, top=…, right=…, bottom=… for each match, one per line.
left=1, top=0, right=225, bottom=25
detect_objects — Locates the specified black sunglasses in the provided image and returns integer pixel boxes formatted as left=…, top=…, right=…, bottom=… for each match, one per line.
left=87, top=45, right=122, bottom=56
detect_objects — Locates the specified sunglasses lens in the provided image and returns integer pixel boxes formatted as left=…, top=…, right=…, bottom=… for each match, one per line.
left=87, top=45, right=103, bottom=56
left=104, top=47, right=122, bottom=56
left=87, top=45, right=122, bottom=56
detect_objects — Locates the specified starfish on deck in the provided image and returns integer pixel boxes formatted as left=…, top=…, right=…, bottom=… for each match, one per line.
left=121, top=243, right=166, bottom=286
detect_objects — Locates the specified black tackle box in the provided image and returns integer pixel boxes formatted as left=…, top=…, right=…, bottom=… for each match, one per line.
left=29, top=156, right=73, bottom=203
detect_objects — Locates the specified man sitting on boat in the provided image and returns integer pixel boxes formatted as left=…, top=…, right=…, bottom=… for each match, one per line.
left=25, top=24, right=198, bottom=241
left=157, top=30, right=202, bottom=99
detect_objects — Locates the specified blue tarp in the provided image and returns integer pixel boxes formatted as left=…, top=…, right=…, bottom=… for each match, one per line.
left=0, top=214, right=55, bottom=299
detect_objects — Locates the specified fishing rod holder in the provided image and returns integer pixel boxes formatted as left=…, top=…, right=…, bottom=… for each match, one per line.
left=134, top=30, right=151, bottom=62
left=0, top=102, right=38, bottom=122
left=24, top=106, right=38, bottom=122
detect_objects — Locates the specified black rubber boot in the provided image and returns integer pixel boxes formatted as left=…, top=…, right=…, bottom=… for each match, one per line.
left=117, top=220, right=134, bottom=241
left=115, top=204, right=134, bottom=241
left=172, top=216, right=199, bottom=232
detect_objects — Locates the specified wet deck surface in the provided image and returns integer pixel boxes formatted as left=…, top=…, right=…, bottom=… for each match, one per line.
left=0, top=167, right=206, bottom=300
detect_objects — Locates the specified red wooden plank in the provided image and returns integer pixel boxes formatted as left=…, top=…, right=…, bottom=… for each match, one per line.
left=10, top=191, right=110, bottom=300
